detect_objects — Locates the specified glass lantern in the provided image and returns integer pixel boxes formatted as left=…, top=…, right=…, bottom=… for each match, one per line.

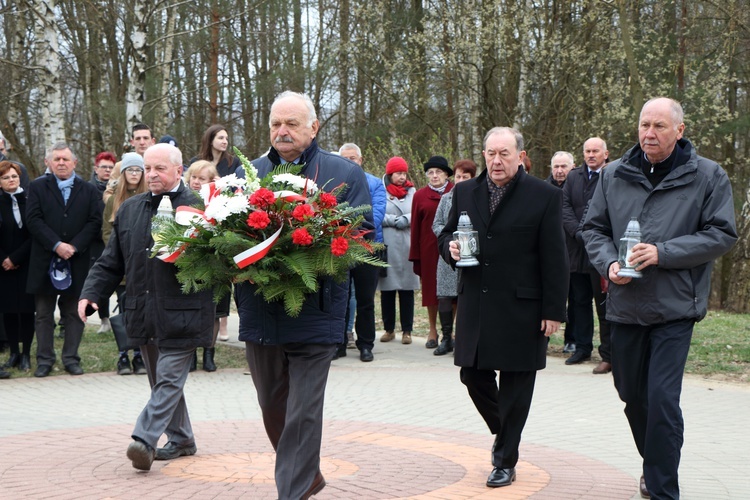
left=617, top=217, right=643, bottom=278
left=453, top=211, right=480, bottom=267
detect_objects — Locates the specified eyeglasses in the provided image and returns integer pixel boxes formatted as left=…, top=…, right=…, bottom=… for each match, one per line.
left=125, top=168, right=143, bottom=174
left=0, top=174, right=19, bottom=181
left=97, top=165, right=114, bottom=170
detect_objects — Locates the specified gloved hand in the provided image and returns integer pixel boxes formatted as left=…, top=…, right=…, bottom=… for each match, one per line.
left=382, top=214, right=397, bottom=227
left=395, top=216, right=410, bottom=229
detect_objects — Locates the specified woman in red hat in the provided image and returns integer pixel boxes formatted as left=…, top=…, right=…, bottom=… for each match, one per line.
left=378, top=157, right=420, bottom=345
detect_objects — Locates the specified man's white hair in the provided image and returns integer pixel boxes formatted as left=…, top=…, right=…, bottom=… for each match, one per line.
left=339, top=143, right=362, bottom=157
left=640, top=97, right=684, bottom=129
left=145, top=143, right=183, bottom=166
left=583, top=137, right=608, bottom=152
left=270, top=91, right=318, bottom=127
left=550, top=151, right=575, bottom=168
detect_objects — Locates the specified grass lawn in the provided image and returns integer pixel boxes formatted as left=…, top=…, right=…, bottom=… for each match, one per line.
left=4, top=293, right=748, bottom=383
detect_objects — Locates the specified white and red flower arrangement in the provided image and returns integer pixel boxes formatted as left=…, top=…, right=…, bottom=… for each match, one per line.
left=151, top=150, right=384, bottom=316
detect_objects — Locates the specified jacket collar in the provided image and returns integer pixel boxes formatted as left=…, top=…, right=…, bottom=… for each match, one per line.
left=267, top=138, right=320, bottom=168
left=614, top=138, right=697, bottom=189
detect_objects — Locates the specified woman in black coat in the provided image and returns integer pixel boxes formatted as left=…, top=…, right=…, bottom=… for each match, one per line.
left=0, top=161, right=34, bottom=372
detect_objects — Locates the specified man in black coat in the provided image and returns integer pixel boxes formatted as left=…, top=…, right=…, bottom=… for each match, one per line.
left=547, top=151, right=577, bottom=353
left=79, top=143, right=214, bottom=471
left=562, top=137, right=611, bottom=373
left=26, top=142, right=102, bottom=377
left=439, top=127, right=568, bottom=489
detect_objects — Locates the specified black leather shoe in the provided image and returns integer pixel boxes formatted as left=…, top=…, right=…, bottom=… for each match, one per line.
left=64, top=363, right=84, bottom=375
left=19, top=354, right=31, bottom=372
left=486, top=467, right=516, bottom=487
left=425, top=338, right=438, bottom=349
left=203, top=347, right=217, bottom=372
left=565, top=350, right=591, bottom=365
left=127, top=440, right=155, bottom=471
left=189, top=351, right=197, bottom=372
left=360, top=348, right=374, bottom=362
left=155, top=441, right=197, bottom=460
left=0, top=368, right=10, bottom=379
left=302, top=472, right=326, bottom=499
left=34, top=364, right=52, bottom=378
left=433, top=337, right=453, bottom=356
left=639, top=475, right=650, bottom=498
left=4, top=353, right=21, bottom=369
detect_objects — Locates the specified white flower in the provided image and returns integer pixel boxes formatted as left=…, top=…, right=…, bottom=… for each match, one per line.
left=214, top=174, right=247, bottom=191
left=204, top=193, right=250, bottom=222
left=245, top=178, right=261, bottom=193
left=272, top=173, right=318, bottom=194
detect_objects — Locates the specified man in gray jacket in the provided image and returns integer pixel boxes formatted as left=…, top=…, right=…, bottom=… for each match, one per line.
left=583, top=97, right=737, bottom=500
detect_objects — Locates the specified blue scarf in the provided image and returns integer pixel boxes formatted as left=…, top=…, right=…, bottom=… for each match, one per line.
left=56, top=175, right=75, bottom=204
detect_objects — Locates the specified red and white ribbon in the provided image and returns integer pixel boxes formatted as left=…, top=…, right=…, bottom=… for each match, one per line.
left=233, top=224, right=283, bottom=268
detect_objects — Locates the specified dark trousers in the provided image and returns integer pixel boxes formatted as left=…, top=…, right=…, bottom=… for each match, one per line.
left=133, top=344, right=195, bottom=448
left=564, top=281, right=575, bottom=344
left=344, top=264, right=378, bottom=350
left=245, top=342, right=336, bottom=500
left=568, top=271, right=611, bottom=360
left=380, top=290, right=414, bottom=332
left=460, top=367, right=536, bottom=468
left=611, top=319, right=694, bottom=500
left=35, top=293, right=84, bottom=367
left=4, top=312, right=35, bottom=355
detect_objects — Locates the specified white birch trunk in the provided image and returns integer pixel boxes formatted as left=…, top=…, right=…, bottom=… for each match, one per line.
left=153, top=4, right=176, bottom=134
left=126, top=0, right=149, bottom=131
left=31, top=0, right=65, bottom=144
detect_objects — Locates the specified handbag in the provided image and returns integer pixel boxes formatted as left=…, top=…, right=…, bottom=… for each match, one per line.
left=109, top=313, right=129, bottom=352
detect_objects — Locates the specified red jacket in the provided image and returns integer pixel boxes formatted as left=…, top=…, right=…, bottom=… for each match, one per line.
left=409, top=182, right=453, bottom=306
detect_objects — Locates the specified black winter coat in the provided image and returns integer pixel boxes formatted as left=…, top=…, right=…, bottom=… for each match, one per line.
left=80, top=183, right=215, bottom=349
left=0, top=190, right=34, bottom=312
left=562, top=166, right=601, bottom=273
left=438, top=169, right=568, bottom=371
left=25, top=174, right=102, bottom=296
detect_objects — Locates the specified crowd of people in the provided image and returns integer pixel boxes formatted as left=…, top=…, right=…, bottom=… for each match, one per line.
left=0, top=95, right=737, bottom=500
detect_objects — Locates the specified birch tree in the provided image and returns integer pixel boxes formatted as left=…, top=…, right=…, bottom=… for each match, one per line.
left=125, top=0, right=150, bottom=131
left=30, top=0, right=65, bottom=145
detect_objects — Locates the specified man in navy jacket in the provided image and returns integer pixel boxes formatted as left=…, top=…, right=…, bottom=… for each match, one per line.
left=235, top=91, right=372, bottom=500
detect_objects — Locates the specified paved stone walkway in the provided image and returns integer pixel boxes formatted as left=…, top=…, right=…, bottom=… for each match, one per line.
left=1, top=323, right=748, bottom=499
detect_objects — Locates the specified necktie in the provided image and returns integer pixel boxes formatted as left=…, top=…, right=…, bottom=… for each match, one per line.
left=589, top=171, right=599, bottom=181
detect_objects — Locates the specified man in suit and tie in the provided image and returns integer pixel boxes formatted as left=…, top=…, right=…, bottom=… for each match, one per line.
left=26, top=142, right=102, bottom=377
left=438, top=127, right=568, bottom=489
left=562, top=137, right=612, bottom=373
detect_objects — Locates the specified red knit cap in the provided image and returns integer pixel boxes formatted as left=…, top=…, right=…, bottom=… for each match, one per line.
left=386, top=156, right=408, bottom=175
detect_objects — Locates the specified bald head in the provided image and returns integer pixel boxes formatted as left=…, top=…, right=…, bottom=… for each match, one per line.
left=583, top=137, right=608, bottom=171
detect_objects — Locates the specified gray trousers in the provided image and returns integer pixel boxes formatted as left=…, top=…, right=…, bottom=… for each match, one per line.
left=131, top=344, right=195, bottom=449
left=35, top=293, right=84, bottom=367
left=245, top=342, right=336, bottom=500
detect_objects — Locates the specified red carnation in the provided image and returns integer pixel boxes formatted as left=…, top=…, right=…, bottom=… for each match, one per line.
left=319, top=192, right=338, bottom=208
left=330, top=237, right=348, bottom=256
left=292, top=228, right=314, bottom=246
left=292, top=203, right=315, bottom=221
left=247, top=210, right=271, bottom=229
left=249, top=188, right=276, bottom=208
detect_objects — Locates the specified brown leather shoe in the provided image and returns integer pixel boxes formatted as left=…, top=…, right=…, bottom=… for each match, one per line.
left=302, top=472, right=326, bottom=499
left=380, top=331, right=395, bottom=342
left=639, top=475, right=650, bottom=498
left=401, top=332, right=412, bottom=344
left=593, top=361, right=612, bottom=374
